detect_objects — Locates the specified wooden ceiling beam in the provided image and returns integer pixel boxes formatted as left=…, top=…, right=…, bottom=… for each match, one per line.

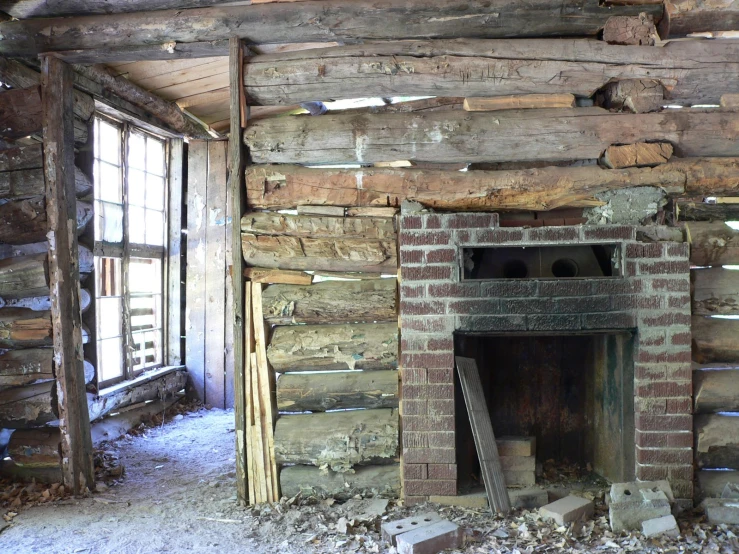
left=0, top=1, right=251, bottom=19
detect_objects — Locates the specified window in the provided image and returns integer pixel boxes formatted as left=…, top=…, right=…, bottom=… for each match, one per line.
left=93, top=116, right=168, bottom=386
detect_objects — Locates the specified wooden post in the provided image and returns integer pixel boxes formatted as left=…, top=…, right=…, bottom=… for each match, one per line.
left=41, top=55, right=94, bottom=494
left=167, top=138, right=184, bottom=365
left=229, top=36, right=248, bottom=505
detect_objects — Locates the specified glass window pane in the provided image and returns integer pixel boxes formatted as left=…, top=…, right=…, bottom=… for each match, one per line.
left=128, top=133, right=146, bottom=170
left=97, top=297, right=122, bottom=339
left=96, top=162, right=122, bottom=203
left=128, top=168, right=146, bottom=207
left=129, top=258, right=162, bottom=294
left=94, top=201, right=123, bottom=243
left=145, top=209, right=164, bottom=247
left=95, top=257, right=122, bottom=297
left=99, top=337, right=123, bottom=382
left=146, top=138, right=165, bottom=176
left=98, top=121, right=120, bottom=165
left=146, top=174, right=165, bottom=211
left=129, top=205, right=146, bottom=244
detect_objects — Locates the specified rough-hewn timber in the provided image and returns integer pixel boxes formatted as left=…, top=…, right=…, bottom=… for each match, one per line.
left=280, top=464, right=400, bottom=500
left=0, top=348, right=53, bottom=386
left=268, top=322, right=398, bottom=372
left=0, top=86, right=42, bottom=141
left=245, top=158, right=739, bottom=211
left=0, top=308, right=52, bottom=348
left=688, top=222, right=739, bottom=266
left=662, top=0, right=739, bottom=38
left=692, top=316, right=739, bottom=364
left=241, top=212, right=395, bottom=239
left=0, top=1, right=662, bottom=58
left=600, top=79, right=665, bottom=114
left=0, top=166, right=92, bottom=200
left=245, top=108, right=739, bottom=165
left=242, top=38, right=738, bottom=106
left=0, top=197, right=91, bottom=245
left=694, top=369, right=739, bottom=413
left=602, top=13, right=657, bottom=45
left=692, top=268, right=739, bottom=316
left=696, top=414, right=739, bottom=469
left=273, top=408, right=399, bottom=471
left=262, top=279, right=396, bottom=324
left=602, top=143, right=673, bottom=169
left=277, top=370, right=398, bottom=412
left=6, top=428, right=60, bottom=467
left=0, top=0, right=247, bottom=17
left=0, top=253, right=48, bottom=300
left=0, top=381, right=56, bottom=429
left=680, top=202, right=739, bottom=222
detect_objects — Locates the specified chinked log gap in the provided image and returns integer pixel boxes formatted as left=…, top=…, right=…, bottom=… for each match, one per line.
left=242, top=39, right=739, bottom=107
left=245, top=108, right=739, bottom=165
left=245, top=158, right=739, bottom=212
left=0, top=1, right=662, bottom=59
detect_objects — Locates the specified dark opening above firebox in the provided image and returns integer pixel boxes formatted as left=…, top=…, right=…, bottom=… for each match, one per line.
left=462, top=244, right=621, bottom=280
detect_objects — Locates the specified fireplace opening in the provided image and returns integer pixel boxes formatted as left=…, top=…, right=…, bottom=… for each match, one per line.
left=454, top=331, right=635, bottom=493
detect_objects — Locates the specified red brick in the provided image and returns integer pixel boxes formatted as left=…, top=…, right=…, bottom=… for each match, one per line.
left=448, top=299, right=501, bottom=315
left=402, top=265, right=454, bottom=282
left=402, top=216, right=423, bottom=230
left=670, top=331, right=691, bottom=346
left=400, top=231, right=451, bottom=247
left=403, top=353, right=454, bottom=369
left=428, top=432, right=455, bottom=449
left=402, top=337, right=427, bottom=352
left=428, top=368, right=453, bottom=384
left=428, top=283, right=480, bottom=298
left=635, top=398, right=667, bottom=415
left=593, top=279, right=643, bottom=295
left=668, top=295, right=691, bottom=309
left=639, top=331, right=666, bottom=347
left=638, top=260, right=690, bottom=275
left=625, top=261, right=637, bottom=277
left=639, top=312, right=691, bottom=326
left=636, top=350, right=692, bottom=364
left=401, top=300, right=446, bottom=316
left=635, top=413, right=692, bottom=432
left=401, top=317, right=453, bottom=333
left=528, top=226, right=580, bottom=242
left=650, top=278, right=690, bottom=292
left=666, top=397, right=692, bottom=414
left=635, top=380, right=691, bottom=398
left=427, top=464, right=457, bottom=480
left=668, top=465, right=694, bottom=481
left=401, top=249, right=425, bottom=264
left=475, top=228, right=524, bottom=243
left=667, top=432, right=693, bottom=448
left=636, top=431, right=692, bottom=448
left=402, top=399, right=428, bottom=416
left=635, top=364, right=666, bottom=380
left=447, top=213, right=493, bottom=229
left=671, top=480, right=693, bottom=499
left=666, top=243, right=689, bottom=258
left=403, top=368, right=428, bottom=385
left=403, top=432, right=429, bottom=448
left=401, top=284, right=425, bottom=299
left=404, top=464, right=428, bottom=480
left=610, top=295, right=637, bottom=310
left=427, top=384, right=454, bottom=400
left=402, top=384, right=428, bottom=401
left=428, top=400, right=454, bottom=416
left=402, top=415, right=454, bottom=432
left=426, top=248, right=456, bottom=264
left=428, top=337, right=454, bottom=351
left=404, top=479, right=457, bottom=496
left=424, top=215, right=442, bottom=229
left=637, top=295, right=664, bottom=309
left=583, top=226, right=634, bottom=240
left=626, top=243, right=664, bottom=258
left=636, top=447, right=692, bottom=465
left=636, top=464, right=668, bottom=481
left=403, top=448, right=455, bottom=464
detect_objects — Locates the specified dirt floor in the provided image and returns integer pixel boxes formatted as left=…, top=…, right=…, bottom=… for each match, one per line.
left=1, top=406, right=738, bottom=554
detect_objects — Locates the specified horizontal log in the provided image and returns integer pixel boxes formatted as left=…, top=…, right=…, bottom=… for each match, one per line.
left=91, top=396, right=181, bottom=444
left=277, top=369, right=398, bottom=412
left=463, top=94, right=575, bottom=112
left=0, top=348, right=54, bottom=386
left=0, top=460, right=61, bottom=483
left=273, top=408, right=399, bottom=471
left=262, top=279, right=396, bottom=324
left=0, top=253, right=48, bottom=300
left=0, top=143, right=43, bottom=172
left=688, top=222, right=739, bottom=266
left=662, top=0, right=739, bottom=38
left=0, top=308, right=52, bottom=348
left=0, top=86, right=42, bottom=141
left=0, top=1, right=662, bottom=58
left=280, top=464, right=400, bottom=500
left=244, top=268, right=313, bottom=285
left=602, top=142, right=673, bottom=169
left=245, top=158, right=739, bottom=211
left=697, top=470, right=739, bottom=500
left=692, top=267, right=739, bottom=316
left=0, top=197, right=92, bottom=245
left=7, top=428, right=60, bottom=467
left=679, top=202, right=739, bottom=222
left=242, top=38, right=739, bottom=106
left=0, top=165, right=92, bottom=200
left=0, top=381, right=56, bottom=429
left=244, top=108, right=739, bottom=165
left=696, top=414, right=739, bottom=469
left=268, top=322, right=398, bottom=372
left=241, top=212, right=395, bottom=240
left=694, top=369, right=739, bottom=413
left=692, top=316, right=739, bottom=364
left=0, top=0, right=247, bottom=17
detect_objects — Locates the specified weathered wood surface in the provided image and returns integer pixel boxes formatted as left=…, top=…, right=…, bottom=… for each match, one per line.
left=268, top=322, right=398, bottom=372
left=697, top=469, right=739, bottom=500
left=243, top=39, right=739, bottom=106
left=680, top=202, right=739, bottom=222
left=244, top=268, right=313, bottom=285
left=694, top=369, right=739, bottom=414
left=0, top=308, right=52, bottom=348
left=262, top=279, right=396, bottom=324
left=0, top=348, right=54, bottom=386
left=245, top=158, right=739, bottom=211
left=463, top=94, right=575, bottom=112
left=0, top=0, right=252, bottom=17
left=245, top=108, right=739, bottom=165
left=696, top=414, right=739, bottom=469
left=0, top=145, right=93, bottom=198
left=0, top=143, right=43, bottom=172
left=0, top=86, right=42, bottom=141
left=600, top=79, right=665, bottom=114
left=0, top=1, right=662, bottom=58
left=602, top=13, right=657, bottom=45
left=0, top=460, right=61, bottom=483
left=688, top=222, right=739, bottom=266
left=274, top=408, right=398, bottom=471
left=277, top=370, right=398, bottom=412
left=692, top=268, right=739, bottom=316
left=0, top=197, right=92, bottom=245
left=692, top=316, right=739, bottom=364
left=280, top=463, right=400, bottom=500
left=241, top=212, right=395, bottom=239
left=91, top=396, right=181, bottom=445
left=0, top=253, right=48, bottom=300
left=662, top=0, right=739, bottom=38
left=602, top=143, right=672, bottom=169
left=7, top=428, right=60, bottom=467
left=0, top=381, right=56, bottom=429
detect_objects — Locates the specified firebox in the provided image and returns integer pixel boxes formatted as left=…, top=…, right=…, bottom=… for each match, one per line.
left=399, top=213, right=693, bottom=502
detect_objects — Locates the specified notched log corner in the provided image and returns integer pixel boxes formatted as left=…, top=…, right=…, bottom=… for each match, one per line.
left=598, top=79, right=665, bottom=114
left=601, top=142, right=673, bottom=169
left=603, top=13, right=659, bottom=45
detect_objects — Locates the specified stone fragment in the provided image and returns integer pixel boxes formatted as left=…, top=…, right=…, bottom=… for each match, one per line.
left=609, top=497, right=672, bottom=532
left=341, top=497, right=388, bottom=522
left=381, top=512, right=443, bottom=546
left=396, top=520, right=462, bottom=554
left=496, top=436, right=536, bottom=457
left=499, top=456, right=536, bottom=472
left=642, top=514, right=679, bottom=538
left=503, top=470, right=535, bottom=486
left=704, top=498, right=739, bottom=525
left=610, top=480, right=675, bottom=503
left=508, top=488, right=549, bottom=510
left=539, top=496, right=594, bottom=526
left=722, top=482, right=739, bottom=499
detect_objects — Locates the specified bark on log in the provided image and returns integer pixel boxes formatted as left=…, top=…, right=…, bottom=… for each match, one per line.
left=0, top=197, right=92, bottom=245
left=662, top=0, right=739, bottom=38
left=602, top=14, right=657, bottom=45
left=692, top=267, right=739, bottom=316
left=280, top=464, right=400, bottom=500
left=277, top=370, right=398, bottom=412
left=0, top=86, right=42, bottom=141
left=680, top=202, right=739, bottom=222
left=0, top=308, right=52, bottom=348
left=692, top=316, right=739, bottom=364
left=245, top=158, right=739, bottom=211
left=602, top=143, right=673, bottom=169
left=273, top=408, right=399, bottom=471
left=241, top=212, right=395, bottom=240
left=262, top=279, right=396, bottom=324
left=694, top=369, right=739, bottom=413
left=688, top=222, right=739, bottom=266
left=242, top=39, right=737, bottom=107
left=268, top=322, right=398, bottom=372
left=0, top=381, right=56, bottom=429
left=7, top=428, right=60, bottom=467
left=696, top=414, right=739, bottom=469
left=697, top=470, right=739, bottom=500
left=0, top=1, right=663, bottom=58
left=0, top=348, right=54, bottom=387
left=244, top=108, right=739, bottom=165
left=0, top=253, right=48, bottom=300
left=0, top=166, right=92, bottom=200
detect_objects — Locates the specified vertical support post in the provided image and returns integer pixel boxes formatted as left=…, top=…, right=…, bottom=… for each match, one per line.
left=167, top=138, right=184, bottom=366
left=229, top=36, right=248, bottom=504
left=41, top=55, right=94, bottom=494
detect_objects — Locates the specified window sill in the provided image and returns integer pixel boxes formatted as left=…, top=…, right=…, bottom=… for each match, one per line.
left=97, top=365, right=185, bottom=399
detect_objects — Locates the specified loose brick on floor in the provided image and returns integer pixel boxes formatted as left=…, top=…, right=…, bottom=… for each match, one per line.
left=396, top=520, right=462, bottom=554
left=642, top=515, right=679, bottom=538
left=539, top=496, right=594, bottom=525
left=381, top=512, right=443, bottom=546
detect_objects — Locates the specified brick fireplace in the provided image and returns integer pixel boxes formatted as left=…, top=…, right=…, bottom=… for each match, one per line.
left=398, top=213, right=693, bottom=503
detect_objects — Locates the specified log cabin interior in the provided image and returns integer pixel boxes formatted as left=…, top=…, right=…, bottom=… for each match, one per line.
left=1, top=0, right=739, bottom=550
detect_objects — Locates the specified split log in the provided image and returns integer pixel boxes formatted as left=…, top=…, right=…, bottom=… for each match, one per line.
left=244, top=108, right=739, bottom=165
left=7, top=428, right=60, bottom=467
left=0, top=165, right=93, bottom=200
left=273, top=408, right=399, bottom=471
left=601, top=143, right=673, bottom=169
left=0, top=1, right=663, bottom=58
left=244, top=268, right=313, bottom=285
left=662, top=0, right=739, bottom=38
left=245, top=158, right=739, bottom=211
left=296, top=205, right=345, bottom=217
left=696, top=414, right=739, bottom=469
left=679, top=202, right=739, bottom=222
left=241, top=212, right=395, bottom=240
left=688, top=222, right=739, bottom=266
left=0, top=253, right=48, bottom=300
left=0, top=86, right=42, bottom=141
left=277, top=370, right=398, bottom=412
left=0, top=308, right=52, bottom=348
left=0, top=197, right=92, bottom=245
left=242, top=39, right=738, bottom=107
left=0, top=381, right=56, bottom=428
left=694, top=369, right=739, bottom=413
left=0, top=348, right=54, bottom=387
left=268, top=322, right=398, bottom=372
left=463, top=94, right=575, bottom=112
left=600, top=79, right=665, bottom=114
left=692, top=316, right=739, bottom=364
left=697, top=470, right=739, bottom=500
left=602, top=14, right=657, bottom=45
left=692, top=268, right=739, bottom=316
left=262, top=279, right=396, bottom=325
left=280, top=464, right=400, bottom=500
